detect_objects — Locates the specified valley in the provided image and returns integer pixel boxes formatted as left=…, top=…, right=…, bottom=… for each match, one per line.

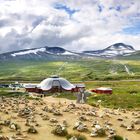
left=0, top=46, right=139, bottom=140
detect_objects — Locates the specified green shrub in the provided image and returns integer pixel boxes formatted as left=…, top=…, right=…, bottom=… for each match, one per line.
left=114, top=135, right=123, bottom=140
left=129, top=90, right=138, bottom=94
left=66, top=133, right=87, bottom=140
left=51, top=125, right=68, bottom=137
left=97, top=128, right=106, bottom=137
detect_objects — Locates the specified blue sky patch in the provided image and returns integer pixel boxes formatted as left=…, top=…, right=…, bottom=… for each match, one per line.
left=98, top=5, right=103, bottom=12
left=123, top=22, right=140, bottom=35
left=116, top=6, right=121, bottom=11
left=109, top=6, right=123, bottom=12
left=54, top=3, right=79, bottom=17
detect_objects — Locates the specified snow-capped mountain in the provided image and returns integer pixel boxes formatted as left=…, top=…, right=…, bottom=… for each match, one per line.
left=0, top=43, right=138, bottom=61
left=83, top=43, right=136, bottom=57
left=0, top=46, right=80, bottom=61
left=10, top=47, right=78, bottom=57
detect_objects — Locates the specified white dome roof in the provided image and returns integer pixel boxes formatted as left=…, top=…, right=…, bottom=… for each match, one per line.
left=37, top=76, right=75, bottom=91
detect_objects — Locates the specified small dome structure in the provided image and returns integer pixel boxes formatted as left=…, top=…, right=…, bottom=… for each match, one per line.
left=37, top=76, right=75, bottom=92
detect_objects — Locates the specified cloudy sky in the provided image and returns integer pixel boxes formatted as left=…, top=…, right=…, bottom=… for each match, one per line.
left=0, top=0, right=140, bottom=53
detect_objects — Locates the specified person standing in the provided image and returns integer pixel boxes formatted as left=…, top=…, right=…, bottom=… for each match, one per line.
left=76, top=88, right=86, bottom=104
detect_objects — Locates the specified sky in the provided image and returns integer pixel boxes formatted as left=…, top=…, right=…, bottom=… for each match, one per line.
left=0, top=0, right=140, bottom=53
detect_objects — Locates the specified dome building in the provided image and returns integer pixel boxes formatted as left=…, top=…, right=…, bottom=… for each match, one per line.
left=37, top=75, right=75, bottom=93
left=25, top=75, right=76, bottom=93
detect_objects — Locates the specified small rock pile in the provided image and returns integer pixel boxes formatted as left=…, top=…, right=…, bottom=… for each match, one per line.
left=51, top=124, right=68, bottom=136
left=18, top=107, right=33, bottom=118
left=90, top=124, right=106, bottom=137
left=73, top=121, right=88, bottom=132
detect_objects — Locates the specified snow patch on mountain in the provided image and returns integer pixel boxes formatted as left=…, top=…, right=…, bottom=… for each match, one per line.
left=0, top=43, right=138, bottom=61
left=11, top=48, right=46, bottom=57
left=101, top=49, right=135, bottom=57
left=84, top=43, right=135, bottom=57
left=62, top=51, right=78, bottom=55
left=9, top=46, right=79, bottom=60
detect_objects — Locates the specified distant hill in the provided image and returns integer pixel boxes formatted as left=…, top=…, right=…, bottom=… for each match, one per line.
left=0, top=46, right=83, bottom=61
left=83, top=43, right=136, bottom=58
left=0, top=43, right=139, bottom=61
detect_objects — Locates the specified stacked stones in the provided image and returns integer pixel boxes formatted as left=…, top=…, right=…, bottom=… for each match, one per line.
left=0, top=96, right=139, bottom=140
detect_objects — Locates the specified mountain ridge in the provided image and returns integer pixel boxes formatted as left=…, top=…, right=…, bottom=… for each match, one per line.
left=83, top=43, right=136, bottom=57
left=0, top=43, right=139, bottom=61
left=0, top=46, right=82, bottom=61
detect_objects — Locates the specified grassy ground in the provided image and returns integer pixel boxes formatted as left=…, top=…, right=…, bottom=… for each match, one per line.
left=0, top=89, right=27, bottom=97
left=0, top=80, right=140, bottom=109
left=87, top=93, right=140, bottom=109
left=86, top=81, right=140, bottom=109
left=56, top=92, right=77, bottom=100
left=55, top=81, right=140, bottom=109
left=0, top=59, right=140, bottom=109
left=0, top=59, right=140, bottom=81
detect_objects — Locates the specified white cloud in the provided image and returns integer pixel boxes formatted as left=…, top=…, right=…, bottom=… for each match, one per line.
left=64, top=34, right=140, bottom=52
left=0, top=0, right=139, bottom=53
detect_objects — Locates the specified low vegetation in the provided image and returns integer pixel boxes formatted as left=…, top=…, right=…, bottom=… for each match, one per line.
left=86, top=81, right=140, bottom=109
left=0, top=59, right=140, bottom=81
left=66, top=133, right=87, bottom=140
left=88, top=93, right=140, bottom=109
left=55, top=81, right=140, bottom=109
left=0, top=89, right=28, bottom=97
left=113, top=135, right=124, bottom=140
left=0, top=77, right=140, bottom=110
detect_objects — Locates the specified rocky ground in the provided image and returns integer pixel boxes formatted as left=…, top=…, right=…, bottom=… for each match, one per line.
left=0, top=96, right=139, bottom=140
